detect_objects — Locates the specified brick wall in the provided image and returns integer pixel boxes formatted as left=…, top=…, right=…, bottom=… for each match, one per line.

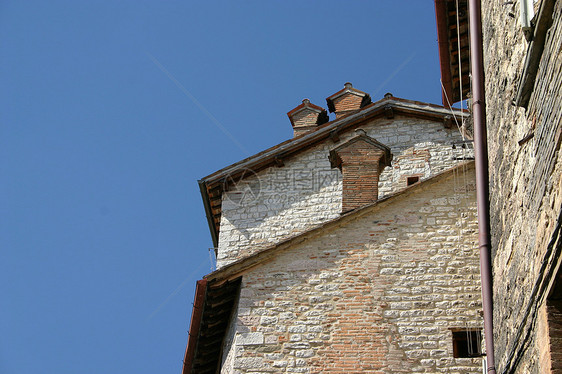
left=292, top=109, right=321, bottom=137
left=288, top=99, right=327, bottom=137
left=331, top=135, right=390, bottom=212
left=331, top=93, right=363, bottom=118
left=341, top=158, right=381, bottom=211
left=217, top=117, right=470, bottom=268
left=219, top=166, right=483, bottom=373
left=482, top=0, right=562, bottom=372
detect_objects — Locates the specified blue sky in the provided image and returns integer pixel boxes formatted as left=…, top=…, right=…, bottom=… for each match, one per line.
left=1, top=2, right=444, bottom=373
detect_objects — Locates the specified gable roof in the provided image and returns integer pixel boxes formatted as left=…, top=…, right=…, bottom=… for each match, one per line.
left=182, top=277, right=241, bottom=374
left=199, top=95, right=469, bottom=247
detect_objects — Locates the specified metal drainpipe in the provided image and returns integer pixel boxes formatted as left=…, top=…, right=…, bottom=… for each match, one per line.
left=468, top=0, right=496, bottom=372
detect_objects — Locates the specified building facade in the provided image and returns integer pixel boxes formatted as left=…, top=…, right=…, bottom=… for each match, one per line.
left=183, top=84, right=485, bottom=373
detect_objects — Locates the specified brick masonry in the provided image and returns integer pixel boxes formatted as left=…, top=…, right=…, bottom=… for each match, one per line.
left=292, top=109, right=319, bottom=128
left=217, top=116, right=472, bottom=268
left=218, top=166, right=482, bottom=373
left=332, top=136, right=388, bottom=212
left=331, top=93, right=363, bottom=118
left=482, top=0, right=562, bottom=372
left=292, top=109, right=321, bottom=137
left=288, top=100, right=326, bottom=137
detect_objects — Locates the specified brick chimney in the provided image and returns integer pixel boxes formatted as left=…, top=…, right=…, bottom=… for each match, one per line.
left=287, top=99, right=329, bottom=137
left=326, top=82, right=372, bottom=118
left=329, top=130, right=392, bottom=212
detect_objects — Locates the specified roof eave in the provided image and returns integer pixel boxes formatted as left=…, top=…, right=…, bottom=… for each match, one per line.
left=201, top=99, right=467, bottom=185
left=435, top=0, right=454, bottom=106
left=182, top=279, right=208, bottom=374
left=199, top=180, right=219, bottom=249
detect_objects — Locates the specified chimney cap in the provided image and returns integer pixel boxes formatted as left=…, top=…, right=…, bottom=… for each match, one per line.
left=329, top=132, right=392, bottom=170
left=326, top=83, right=372, bottom=114
left=287, top=99, right=328, bottom=129
left=287, top=99, right=325, bottom=118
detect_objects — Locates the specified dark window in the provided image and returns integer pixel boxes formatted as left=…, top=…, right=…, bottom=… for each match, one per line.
left=452, top=329, right=482, bottom=358
left=407, top=176, right=420, bottom=186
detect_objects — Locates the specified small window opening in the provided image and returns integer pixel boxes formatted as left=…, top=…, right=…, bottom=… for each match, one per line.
left=452, top=329, right=482, bottom=358
left=407, top=176, right=420, bottom=186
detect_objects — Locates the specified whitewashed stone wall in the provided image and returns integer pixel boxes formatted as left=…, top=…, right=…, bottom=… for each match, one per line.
left=217, top=117, right=471, bottom=268
left=218, top=142, right=342, bottom=268
left=219, top=167, right=482, bottom=373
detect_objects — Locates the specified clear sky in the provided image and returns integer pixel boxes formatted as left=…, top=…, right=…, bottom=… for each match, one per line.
left=1, top=2, right=444, bottom=373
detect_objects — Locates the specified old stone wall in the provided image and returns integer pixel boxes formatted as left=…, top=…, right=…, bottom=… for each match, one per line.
left=217, top=117, right=469, bottom=268
left=482, top=0, right=562, bottom=372
left=219, top=166, right=482, bottom=373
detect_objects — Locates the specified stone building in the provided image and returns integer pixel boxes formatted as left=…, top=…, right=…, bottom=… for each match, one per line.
left=182, top=83, right=485, bottom=373
left=435, top=0, right=562, bottom=372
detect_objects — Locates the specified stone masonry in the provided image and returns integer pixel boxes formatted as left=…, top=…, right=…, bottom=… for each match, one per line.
left=219, top=165, right=482, bottom=374
left=482, top=0, right=562, bottom=372
left=217, top=116, right=472, bottom=268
